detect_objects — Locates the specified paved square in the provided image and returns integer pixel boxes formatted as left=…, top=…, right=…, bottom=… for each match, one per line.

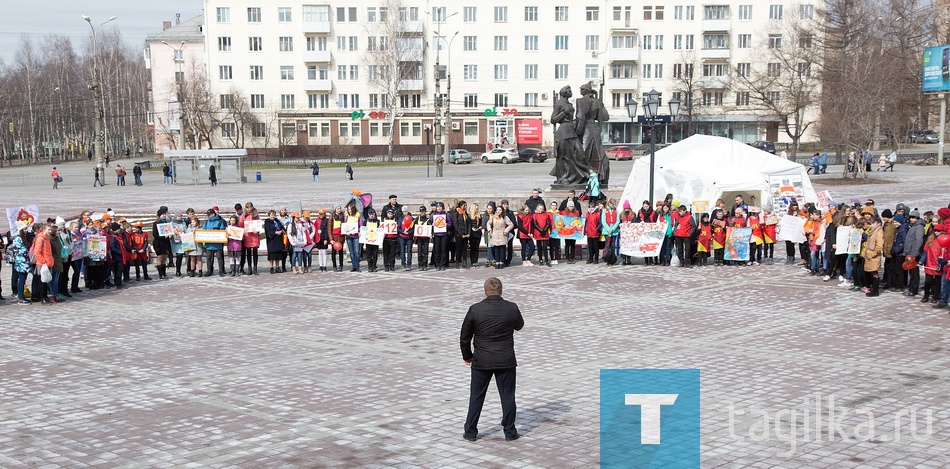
left=1, top=160, right=949, bottom=467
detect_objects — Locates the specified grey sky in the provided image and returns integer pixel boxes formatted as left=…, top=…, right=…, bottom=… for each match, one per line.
left=0, top=0, right=204, bottom=63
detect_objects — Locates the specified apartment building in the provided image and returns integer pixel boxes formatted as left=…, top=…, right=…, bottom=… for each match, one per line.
left=196, top=1, right=821, bottom=155
left=145, top=15, right=206, bottom=154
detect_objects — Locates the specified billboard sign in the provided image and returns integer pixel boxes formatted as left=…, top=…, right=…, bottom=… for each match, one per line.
left=922, top=45, right=950, bottom=93
left=515, top=119, right=543, bottom=145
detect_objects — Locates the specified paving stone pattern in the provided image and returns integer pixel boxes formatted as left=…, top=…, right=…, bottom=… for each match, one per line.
left=1, top=161, right=949, bottom=467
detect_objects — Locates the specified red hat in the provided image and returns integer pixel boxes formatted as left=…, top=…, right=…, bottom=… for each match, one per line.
left=211, top=206, right=219, bottom=212
left=937, top=207, right=950, bottom=220
left=934, top=224, right=947, bottom=232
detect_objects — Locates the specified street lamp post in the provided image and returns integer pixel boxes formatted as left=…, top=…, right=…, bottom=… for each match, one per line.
left=440, top=31, right=459, bottom=177
left=427, top=10, right=457, bottom=178
left=162, top=40, right=186, bottom=151
left=82, top=15, right=117, bottom=177
left=627, top=89, right=680, bottom=204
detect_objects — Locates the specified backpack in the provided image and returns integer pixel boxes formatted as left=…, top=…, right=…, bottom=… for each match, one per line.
left=602, top=236, right=618, bottom=265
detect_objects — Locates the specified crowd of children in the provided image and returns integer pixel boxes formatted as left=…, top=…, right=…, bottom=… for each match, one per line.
left=3, top=190, right=948, bottom=310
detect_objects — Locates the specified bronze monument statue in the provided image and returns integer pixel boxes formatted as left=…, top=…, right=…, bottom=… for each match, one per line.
left=575, top=82, right=610, bottom=187
left=549, top=85, right=591, bottom=187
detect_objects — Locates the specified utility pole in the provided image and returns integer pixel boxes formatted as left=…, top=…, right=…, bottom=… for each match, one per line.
left=163, top=41, right=186, bottom=151
left=427, top=10, right=456, bottom=178
left=83, top=15, right=117, bottom=175
left=441, top=31, right=459, bottom=177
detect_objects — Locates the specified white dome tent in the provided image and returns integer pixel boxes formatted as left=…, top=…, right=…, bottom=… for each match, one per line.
left=620, top=135, right=819, bottom=213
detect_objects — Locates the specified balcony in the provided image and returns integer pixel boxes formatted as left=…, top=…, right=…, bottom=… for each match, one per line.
left=398, top=20, right=424, bottom=34
left=302, top=50, right=331, bottom=62
left=303, top=79, right=332, bottom=92
left=302, top=20, right=331, bottom=34
left=701, top=19, right=731, bottom=32
left=700, top=48, right=731, bottom=60
left=397, top=79, right=424, bottom=91
left=701, top=76, right=730, bottom=89
left=610, top=48, right=639, bottom=62
left=396, top=37, right=424, bottom=56
left=609, top=78, right=639, bottom=90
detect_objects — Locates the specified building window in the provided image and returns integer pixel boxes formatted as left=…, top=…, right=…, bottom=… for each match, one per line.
left=464, top=6, right=476, bottom=22
left=642, top=64, right=652, bottom=79
left=673, top=35, right=682, bottom=50
left=464, top=93, right=478, bottom=108
left=555, top=64, right=568, bottom=79
left=702, top=91, right=724, bottom=106
left=703, top=34, right=728, bottom=49
left=494, top=93, right=508, bottom=107
left=249, top=37, right=263, bottom=51
left=738, top=34, right=751, bottom=49
left=219, top=66, right=232, bottom=80
left=525, top=93, right=539, bottom=107
left=767, top=91, right=780, bottom=104
left=303, top=5, right=329, bottom=22
left=799, top=34, right=813, bottom=49
left=585, top=64, right=599, bottom=79
left=586, top=6, right=599, bottom=21
left=524, top=6, right=538, bottom=21
left=797, top=62, right=812, bottom=77
left=435, top=64, right=447, bottom=80
left=321, top=122, right=330, bottom=138
left=736, top=63, right=751, bottom=77
left=555, top=35, right=569, bottom=50
left=280, top=66, right=295, bottom=80
left=335, top=7, right=356, bottom=22
left=494, top=6, right=508, bottom=22
left=279, top=37, right=293, bottom=52
left=369, top=122, right=379, bottom=137
left=738, top=5, right=752, bottom=20
left=251, top=123, right=267, bottom=138
left=555, top=6, right=569, bottom=21
left=585, top=35, right=599, bottom=51
left=349, top=37, right=358, bottom=51
left=464, top=36, right=477, bottom=51
left=351, top=121, right=360, bottom=137
left=704, top=5, right=728, bottom=20
left=381, top=122, right=390, bottom=137
left=643, top=6, right=652, bottom=20
left=367, top=7, right=377, bottom=23
left=685, top=35, right=694, bottom=50
left=767, top=63, right=781, bottom=77
left=769, top=5, right=783, bottom=20
left=175, top=71, right=184, bottom=83
left=281, top=94, right=295, bottom=109
left=685, top=6, right=695, bottom=20
left=307, top=36, right=327, bottom=51
left=221, top=122, right=236, bottom=138
left=431, top=7, right=446, bottom=22
left=339, top=122, right=349, bottom=137
left=400, top=122, right=410, bottom=137
left=612, top=35, right=636, bottom=49
left=464, top=65, right=478, bottom=80
left=250, top=65, right=263, bottom=80
left=368, top=94, right=380, bottom=108
left=800, top=4, right=814, bottom=20
left=736, top=91, right=750, bottom=106
left=219, top=94, right=234, bottom=109
left=349, top=65, right=359, bottom=80
left=278, top=7, right=292, bottom=22
left=494, top=64, right=508, bottom=80
left=494, top=36, right=508, bottom=51
left=672, top=63, right=682, bottom=78
left=308, top=94, right=328, bottom=109
left=643, top=36, right=652, bottom=50
left=337, top=65, right=346, bottom=80
left=525, top=35, right=538, bottom=51
left=307, top=123, right=320, bottom=138
left=702, top=63, right=726, bottom=77
left=250, top=94, right=264, bottom=109
left=768, top=34, right=783, bottom=48
left=218, top=37, right=232, bottom=52
left=656, top=35, right=664, bottom=50
left=525, top=64, right=538, bottom=80
left=216, top=7, right=230, bottom=23
left=464, top=121, right=478, bottom=136
left=656, top=6, right=665, bottom=20
left=610, top=63, right=635, bottom=79
left=247, top=7, right=262, bottom=23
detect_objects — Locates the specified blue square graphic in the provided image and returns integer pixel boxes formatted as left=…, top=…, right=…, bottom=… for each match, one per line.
left=600, top=369, right=700, bottom=469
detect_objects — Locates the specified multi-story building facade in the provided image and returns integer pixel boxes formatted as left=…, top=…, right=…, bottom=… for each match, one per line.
left=195, top=0, right=820, bottom=155
left=145, top=15, right=206, bottom=154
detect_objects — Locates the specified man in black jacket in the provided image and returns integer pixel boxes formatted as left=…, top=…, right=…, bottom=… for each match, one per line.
left=501, top=199, right=517, bottom=267
left=460, top=277, right=525, bottom=442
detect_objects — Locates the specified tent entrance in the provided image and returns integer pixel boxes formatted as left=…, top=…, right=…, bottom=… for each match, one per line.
left=718, top=190, right=770, bottom=214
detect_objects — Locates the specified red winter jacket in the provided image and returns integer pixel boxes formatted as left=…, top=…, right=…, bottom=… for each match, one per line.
left=584, top=210, right=601, bottom=238
left=673, top=212, right=694, bottom=237
left=517, top=214, right=534, bottom=239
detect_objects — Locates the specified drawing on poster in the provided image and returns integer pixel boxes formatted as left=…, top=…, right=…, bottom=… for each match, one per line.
left=847, top=228, right=862, bottom=254
left=359, top=226, right=385, bottom=246
left=552, top=215, right=585, bottom=241
left=725, top=227, right=752, bottom=261
left=769, top=174, right=805, bottom=214
left=619, top=222, right=667, bottom=257
left=432, top=214, right=447, bottom=234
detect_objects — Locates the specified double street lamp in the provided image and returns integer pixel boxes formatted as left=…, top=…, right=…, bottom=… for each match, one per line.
left=82, top=14, right=118, bottom=175
left=627, top=89, right=680, bottom=204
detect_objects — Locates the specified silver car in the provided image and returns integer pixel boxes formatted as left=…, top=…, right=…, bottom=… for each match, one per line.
left=481, top=147, right=518, bottom=164
left=448, top=149, right=473, bottom=164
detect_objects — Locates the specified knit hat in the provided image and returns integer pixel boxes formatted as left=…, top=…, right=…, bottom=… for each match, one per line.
left=157, top=206, right=169, bottom=216
left=896, top=203, right=906, bottom=213
left=623, top=201, right=631, bottom=209
left=938, top=207, right=950, bottom=220
left=418, top=205, right=427, bottom=212
left=881, top=209, right=893, bottom=219
left=861, top=206, right=875, bottom=215
left=567, top=200, right=575, bottom=208
left=894, top=214, right=905, bottom=223
left=909, top=210, right=920, bottom=218
left=500, top=199, right=509, bottom=205
left=934, top=224, right=947, bottom=232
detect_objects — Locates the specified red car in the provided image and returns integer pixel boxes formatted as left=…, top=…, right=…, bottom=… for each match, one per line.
left=606, top=146, right=634, bottom=160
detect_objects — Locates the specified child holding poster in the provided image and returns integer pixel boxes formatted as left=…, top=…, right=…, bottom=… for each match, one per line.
left=584, top=203, right=602, bottom=264
left=696, top=213, right=712, bottom=267
left=227, top=215, right=243, bottom=276
left=414, top=206, right=431, bottom=271
left=381, top=208, right=399, bottom=271
left=364, top=209, right=381, bottom=272
left=560, top=201, right=582, bottom=264
left=748, top=207, right=763, bottom=265
left=711, top=209, right=728, bottom=266
left=727, top=207, right=747, bottom=266
left=763, top=208, right=778, bottom=265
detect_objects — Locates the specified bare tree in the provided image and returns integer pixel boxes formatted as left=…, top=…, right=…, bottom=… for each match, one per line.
left=180, top=61, right=217, bottom=149
left=363, top=0, right=425, bottom=162
left=670, top=51, right=704, bottom=136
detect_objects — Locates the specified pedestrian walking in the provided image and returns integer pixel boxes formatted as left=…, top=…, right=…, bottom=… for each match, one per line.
left=51, top=167, right=60, bottom=189
left=132, top=164, right=143, bottom=186
left=209, top=164, right=217, bottom=186
left=93, top=167, right=103, bottom=187
left=460, top=277, right=524, bottom=442
left=345, top=162, right=354, bottom=180
left=310, top=161, right=320, bottom=182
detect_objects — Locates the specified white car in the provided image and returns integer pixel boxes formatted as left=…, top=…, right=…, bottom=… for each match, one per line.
left=481, top=147, right=518, bottom=164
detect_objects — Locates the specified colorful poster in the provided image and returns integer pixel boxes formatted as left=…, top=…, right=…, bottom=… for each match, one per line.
left=6, top=205, right=39, bottom=232
left=816, top=190, right=833, bottom=212
left=725, top=227, right=752, bottom=261
left=515, top=119, right=543, bottom=145
left=341, top=222, right=359, bottom=235
left=358, top=226, right=385, bottom=247
left=381, top=220, right=397, bottom=236
left=194, top=230, right=228, bottom=243
left=552, top=215, right=585, bottom=241
left=414, top=224, right=432, bottom=238
left=835, top=226, right=853, bottom=255
left=155, top=222, right=175, bottom=237
left=432, top=214, right=447, bottom=234
left=244, top=219, right=264, bottom=233
left=847, top=228, right=863, bottom=255
left=769, top=174, right=805, bottom=214
left=226, top=225, right=245, bottom=240
left=619, top=222, right=667, bottom=257
left=691, top=200, right=709, bottom=215
left=86, top=235, right=108, bottom=261
left=177, top=232, right=197, bottom=253
left=777, top=215, right=807, bottom=243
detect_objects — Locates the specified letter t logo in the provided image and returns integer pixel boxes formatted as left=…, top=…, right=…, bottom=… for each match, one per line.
left=625, top=394, right=679, bottom=444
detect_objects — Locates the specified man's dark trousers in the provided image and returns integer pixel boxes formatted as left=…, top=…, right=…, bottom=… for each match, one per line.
left=464, top=367, right=516, bottom=440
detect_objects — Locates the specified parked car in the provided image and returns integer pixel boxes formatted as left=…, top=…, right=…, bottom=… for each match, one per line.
left=482, top=147, right=518, bottom=164
left=605, top=145, right=634, bottom=160
left=909, top=130, right=939, bottom=144
left=749, top=141, right=776, bottom=153
left=447, top=149, right=473, bottom=164
left=517, top=148, right=548, bottom=163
